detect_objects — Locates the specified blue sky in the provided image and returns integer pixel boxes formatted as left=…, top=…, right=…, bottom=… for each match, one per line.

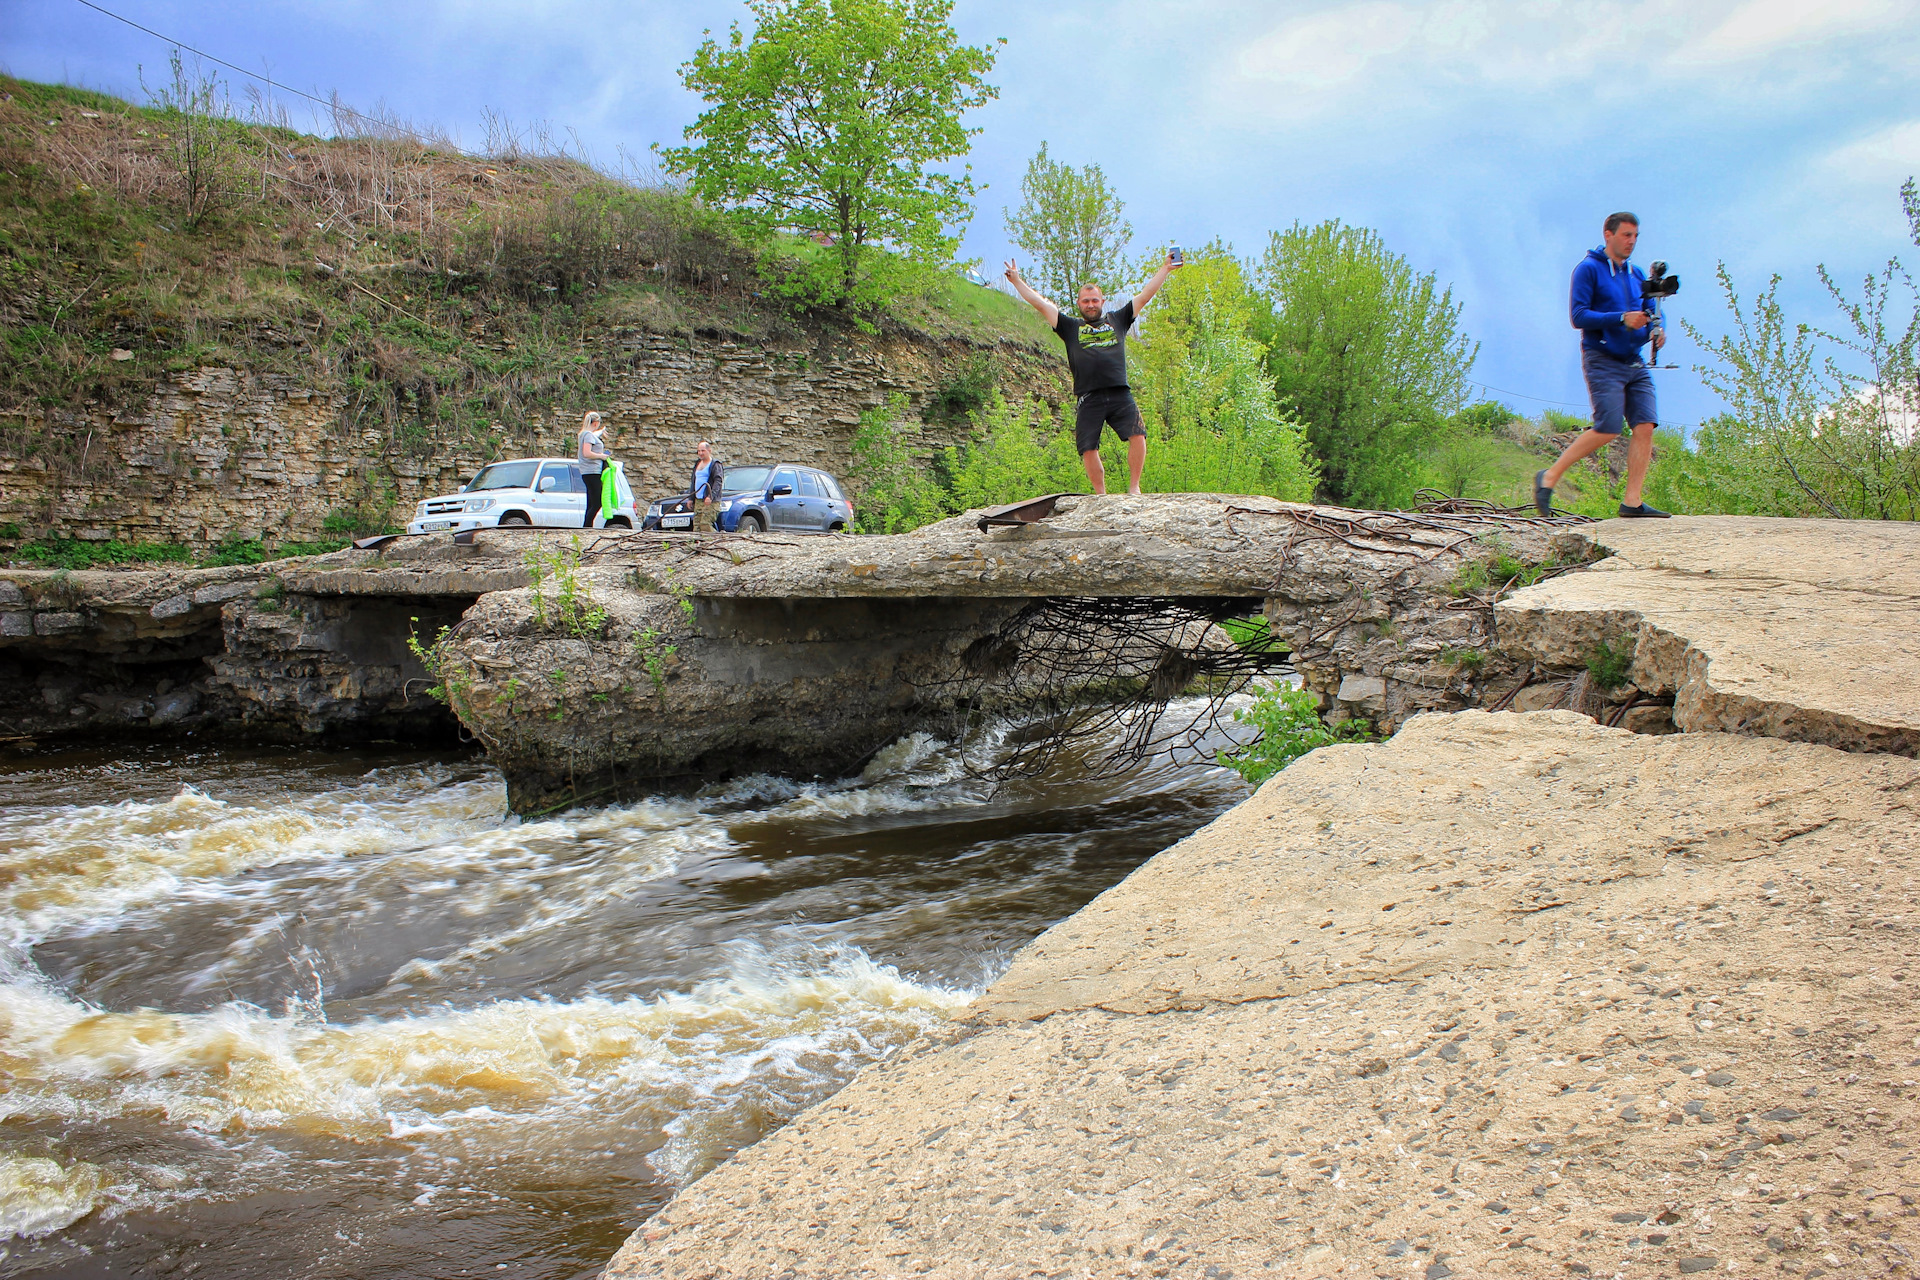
left=9, top=0, right=1920, bottom=428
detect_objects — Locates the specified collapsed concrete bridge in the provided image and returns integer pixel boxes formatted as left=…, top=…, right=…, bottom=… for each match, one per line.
left=2, top=496, right=1915, bottom=812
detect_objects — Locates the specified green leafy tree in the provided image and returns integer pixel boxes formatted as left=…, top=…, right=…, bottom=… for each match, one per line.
left=847, top=395, right=948, bottom=531
left=141, top=50, right=239, bottom=232
left=661, top=0, right=1001, bottom=309
left=1002, top=142, right=1132, bottom=304
left=1125, top=247, right=1319, bottom=501
left=1253, top=220, right=1477, bottom=508
left=943, top=392, right=1082, bottom=509
left=1217, top=681, right=1372, bottom=787
left=1684, top=238, right=1919, bottom=521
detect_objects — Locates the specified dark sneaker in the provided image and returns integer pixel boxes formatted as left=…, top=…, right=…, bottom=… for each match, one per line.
left=1618, top=502, right=1671, bottom=518
left=1533, top=470, right=1554, bottom=516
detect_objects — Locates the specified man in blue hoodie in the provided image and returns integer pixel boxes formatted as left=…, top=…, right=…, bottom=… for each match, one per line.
left=1534, top=212, right=1671, bottom=518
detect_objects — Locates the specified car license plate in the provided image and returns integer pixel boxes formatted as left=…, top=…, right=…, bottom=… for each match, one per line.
left=661, top=515, right=692, bottom=528
left=424, top=520, right=456, bottom=531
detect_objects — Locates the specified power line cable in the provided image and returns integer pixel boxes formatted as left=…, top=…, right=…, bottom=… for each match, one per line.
left=1466, top=380, right=1588, bottom=411
left=70, top=0, right=380, bottom=129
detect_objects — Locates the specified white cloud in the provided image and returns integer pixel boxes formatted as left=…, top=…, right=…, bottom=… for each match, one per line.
left=1236, top=2, right=1418, bottom=90
left=1687, top=0, right=1914, bottom=61
left=1218, top=0, right=1919, bottom=125
left=1813, top=118, right=1920, bottom=191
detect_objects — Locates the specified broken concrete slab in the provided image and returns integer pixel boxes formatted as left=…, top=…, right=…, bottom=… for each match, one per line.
left=605, top=711, right=1920, bottom=1279
left=1498, top=516, right=1920, bottom=756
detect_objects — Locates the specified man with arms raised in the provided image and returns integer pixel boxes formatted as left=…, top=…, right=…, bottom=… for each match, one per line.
left=1005, top=252, right=1181, bottom=495
left=1535, top=211, right=1672, bottom=518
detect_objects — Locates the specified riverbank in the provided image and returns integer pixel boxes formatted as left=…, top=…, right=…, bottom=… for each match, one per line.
left=606, top=516, right=1920, bottom=1279
left=608, top=711, right=1920, bottom=1278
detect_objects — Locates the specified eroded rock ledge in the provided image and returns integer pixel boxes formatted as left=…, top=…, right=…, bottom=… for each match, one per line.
left=606, top=711, right=1920, bottom=1279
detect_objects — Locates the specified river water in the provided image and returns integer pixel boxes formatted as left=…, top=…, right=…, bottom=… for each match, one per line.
left=0, top=705, right=1250, bottom=1279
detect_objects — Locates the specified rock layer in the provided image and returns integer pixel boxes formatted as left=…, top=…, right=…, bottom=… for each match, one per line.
left=606, top=711, right=1920, bottom=1279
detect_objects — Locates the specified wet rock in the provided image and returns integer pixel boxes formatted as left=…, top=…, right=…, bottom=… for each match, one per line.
left=148, top=689, right=199, bottom=726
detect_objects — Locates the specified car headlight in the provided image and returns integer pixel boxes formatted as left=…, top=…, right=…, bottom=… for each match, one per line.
left=646, top=503, right=662, bottom=518
left=467, top=498, right=493, bottom=512
left=416, top=503, right=428, bottom=516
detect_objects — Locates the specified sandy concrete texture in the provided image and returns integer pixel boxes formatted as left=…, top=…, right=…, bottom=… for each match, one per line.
left=1498, top=517, right=1920, bottom=755
left=606, top=710, right=1920, bottom=1279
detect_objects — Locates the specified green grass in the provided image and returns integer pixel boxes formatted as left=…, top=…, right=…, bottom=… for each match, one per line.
left=896, top=273, right=1056, bottom=350
left=1586, top=636, right=1635, bottom=690
left=0, top=74, right=1025, bottom=464
left=8, top=534, right=348, bottom=570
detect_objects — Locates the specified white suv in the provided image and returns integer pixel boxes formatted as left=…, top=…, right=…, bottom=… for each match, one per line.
left=406, top=457, right=637, bottom=534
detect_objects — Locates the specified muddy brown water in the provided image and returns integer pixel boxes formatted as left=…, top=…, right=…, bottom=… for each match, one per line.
left=0, top=705, right=1251, bottom=1279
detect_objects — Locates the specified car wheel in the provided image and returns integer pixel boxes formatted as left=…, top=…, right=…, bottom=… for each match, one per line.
left=499, top=513, right=531, bottom=526
left=739, top=512, right=765, bottom=534
left=606, top=516, right=632, bottom=529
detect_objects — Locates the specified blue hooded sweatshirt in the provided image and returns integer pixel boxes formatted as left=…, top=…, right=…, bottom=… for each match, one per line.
left=1571, top=247, right=1651, bottom=361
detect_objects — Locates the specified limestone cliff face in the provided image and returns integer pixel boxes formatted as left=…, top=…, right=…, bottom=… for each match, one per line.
left=1, top=325, right=1062, bottom=546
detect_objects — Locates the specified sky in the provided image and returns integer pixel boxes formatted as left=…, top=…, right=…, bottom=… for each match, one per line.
left=8, top=0, right=1920, bottom=429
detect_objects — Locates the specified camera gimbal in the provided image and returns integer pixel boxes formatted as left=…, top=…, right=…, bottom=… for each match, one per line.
left=1642, top=261, right=1680, bottom=369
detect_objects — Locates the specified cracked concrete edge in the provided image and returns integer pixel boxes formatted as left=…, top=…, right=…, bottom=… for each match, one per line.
left=1494, top=518, right=1920, bottom=756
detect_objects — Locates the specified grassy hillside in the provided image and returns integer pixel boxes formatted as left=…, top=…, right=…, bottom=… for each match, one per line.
left=0, top=75, right=1052, bottom=455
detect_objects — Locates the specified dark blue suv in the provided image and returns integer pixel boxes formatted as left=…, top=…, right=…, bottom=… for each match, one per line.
left=643, top=464, right=856, bottom=533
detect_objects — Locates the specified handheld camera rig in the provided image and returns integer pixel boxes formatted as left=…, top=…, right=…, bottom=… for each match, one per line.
left=1641, top=261, right=1680, bottom=369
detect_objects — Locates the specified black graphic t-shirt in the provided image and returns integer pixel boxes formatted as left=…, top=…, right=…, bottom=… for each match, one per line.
left=1054, top=299, right=1136, bottom=396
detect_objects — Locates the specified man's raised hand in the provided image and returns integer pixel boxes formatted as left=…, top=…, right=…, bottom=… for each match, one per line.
left=1004, top=259, right=1021, bottom=284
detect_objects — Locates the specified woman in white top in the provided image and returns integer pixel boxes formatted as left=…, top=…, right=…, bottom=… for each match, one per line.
left=577, top=411, right=610, bottom=528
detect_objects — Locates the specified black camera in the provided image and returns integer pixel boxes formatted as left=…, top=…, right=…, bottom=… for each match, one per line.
left=1642, top=260, right=1680, bottom=301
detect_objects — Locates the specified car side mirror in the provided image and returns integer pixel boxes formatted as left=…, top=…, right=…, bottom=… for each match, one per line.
left=769, top=484, right=793, bottom=497
left=538, top=476, right=556, bottom=492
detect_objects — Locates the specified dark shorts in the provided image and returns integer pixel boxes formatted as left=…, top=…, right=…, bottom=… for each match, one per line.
left=1074, top=388, right=1145, bottom=454
left=1583, top=349, right=1657, bottom=436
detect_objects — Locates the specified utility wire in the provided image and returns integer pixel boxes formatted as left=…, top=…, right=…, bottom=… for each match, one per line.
left=1467, top=380, right=1588, bottom=411
left=71, top=0, right=381, bottom=130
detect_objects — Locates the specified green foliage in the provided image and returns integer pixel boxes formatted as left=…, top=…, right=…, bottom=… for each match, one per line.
left=1219, top=614, right=1284, bottom=654
left=13, top=538, right=196, bottom=570
left=1217, top=681, right=1374, bottom=787
left=274, top=539, right=352, bottom=558
left=1439, top=646, right=1488, bottom=674
left=661, top=0, right=1001, bottom=310
left=1587, top=636, right=1635, bottom=690
left=1127, top=248, right=1320, bottom=502
left=405, top=617, right=466, bottom=707
left=847, top=394, right=949, bottom=532
left=200, top=536, right=266, bottom=567
left=942, top=392, right=1079, bottom=510
left=1682, top=211, right=1920, bottom=520
left=925, top=351, right=999, bottom=427
left=9, top=534, right=351, bottom=569
left=636, top=627, right=681, bottom=695
left=1252, top=220, right=1477, bottom=508
left=1448, top=535, right=1567, bottom=598
left=1002, top=141, right=1132, bottom=304
left=139, top=50, right=241, bottom=232
left=524, top=538, right=609, bottom=637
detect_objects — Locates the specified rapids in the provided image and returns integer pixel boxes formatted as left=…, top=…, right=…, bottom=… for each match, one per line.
left=0, top=706, right=1252, bottom=1278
